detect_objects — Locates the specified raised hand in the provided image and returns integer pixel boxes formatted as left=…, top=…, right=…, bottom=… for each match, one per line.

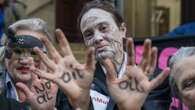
left=102, top=38, right=170, bottom=110
left=16, top=74, right=58, bottom=110
left=31, top=29, right=95, bottom=109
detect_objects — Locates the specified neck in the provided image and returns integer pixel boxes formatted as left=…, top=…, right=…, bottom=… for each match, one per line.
left=113, top=52, right=125, bottom=70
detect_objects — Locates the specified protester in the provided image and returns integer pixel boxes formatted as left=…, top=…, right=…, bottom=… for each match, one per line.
left=169, top=47, right=195, bottom=110
left=163, top=21, right=195, bottom=110
left=31, top=1, right=170, bottom=110
left=0, top=18, right=58, bottom=110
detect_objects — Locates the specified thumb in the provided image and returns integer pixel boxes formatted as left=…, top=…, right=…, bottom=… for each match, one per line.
left=17, top=88, right=26, bottom=103
left=16, top=82, right=32, bottom=102
left=85, top=47, right=95, bottom=71
left=102, top=59, right=117, bottom=82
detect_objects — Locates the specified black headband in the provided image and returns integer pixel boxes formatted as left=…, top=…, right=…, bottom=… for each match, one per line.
left=5, top=35, right=47, bottom=59
left=7, top=35, right=43, bottom=48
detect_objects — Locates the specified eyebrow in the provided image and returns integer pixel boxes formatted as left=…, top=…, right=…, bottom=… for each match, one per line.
left=81, top=16, right=99, bottom=30
left=97, top=22, right=109, bottom=27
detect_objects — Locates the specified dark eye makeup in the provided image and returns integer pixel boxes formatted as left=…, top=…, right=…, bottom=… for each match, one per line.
left=12, top=48, right=22, bottom=54
left=83, top=30, right=94, bottom=39
left=182, top=78, right=195, bottom=90
left=99, top=23, right=109, bottom=32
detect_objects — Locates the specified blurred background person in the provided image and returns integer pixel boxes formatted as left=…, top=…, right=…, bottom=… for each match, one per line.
left=169, top=47, right=195, bottom=110
left=0, top=0, right=26, bottom=40
left=165, top=22, right=195, bottom=37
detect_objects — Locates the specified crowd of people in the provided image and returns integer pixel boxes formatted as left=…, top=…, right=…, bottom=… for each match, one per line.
left=0, top=0, right=195, bottom=110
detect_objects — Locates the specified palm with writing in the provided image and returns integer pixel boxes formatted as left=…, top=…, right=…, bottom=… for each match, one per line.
left=31, top=29, right=95, bottom=109
left=102, top=38, right=170, bottom=110
left=16, top=74, right=58, bottom=110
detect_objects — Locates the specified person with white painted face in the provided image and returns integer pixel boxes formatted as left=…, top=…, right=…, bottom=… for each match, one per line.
left=169, top=47, right=195, bottom=110
left=31, top=1, right=169, bottom=110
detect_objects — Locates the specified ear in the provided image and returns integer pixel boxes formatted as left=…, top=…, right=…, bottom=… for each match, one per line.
left=119, top=23, right=127, bottom=36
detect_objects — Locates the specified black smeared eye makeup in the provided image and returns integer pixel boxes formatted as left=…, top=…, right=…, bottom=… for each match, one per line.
left=181, top=77, right=195, bottom=90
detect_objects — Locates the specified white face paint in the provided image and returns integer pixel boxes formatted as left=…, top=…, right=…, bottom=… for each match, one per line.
left=172, top=56, right=195, bottom=109
left=80, top=8, right=126, bottom=61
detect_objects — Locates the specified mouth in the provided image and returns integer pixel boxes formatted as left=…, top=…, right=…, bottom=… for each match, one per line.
left=95, top=45, right=108, bottom=52
left=16, top=67, right=30, bottom=73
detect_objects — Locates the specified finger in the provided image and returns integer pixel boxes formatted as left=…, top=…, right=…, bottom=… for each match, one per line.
left=31, top=73, right=40, bottom=82
left=145, top=47, right=158, bottom=76
left=17, top=88, right=26, bottom=103
left=102, top=59, right=117, bottom=82
left=148, top=47, right=158, bottom=75
left=85, top=47, right=95, bottom=71
left=31, top=67, right=56, bottom=82
left=137, top=84, right=144, bottom=92
left=140, top=39, right=151, bottom=70
left=41, top=34, right=61, bottom=61
left=16, top=82, right=32, bottom=98
left=34, top=47, right=56, bottom=72
left=130, top=78, right=136, bottom=90
left=39, top=61, right=47, bottom=71
left=55, top=29, right=74, bottom=57
left=149, top=67, right=170, bottom=90
left=127, top=38, right=135, bottom=65
left=134, top=78, right=141, bottom=91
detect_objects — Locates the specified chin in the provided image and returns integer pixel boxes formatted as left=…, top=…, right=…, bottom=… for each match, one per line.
left=17, top=74, right=32, bottom=82
left=95, top=50, right=115, bottom=61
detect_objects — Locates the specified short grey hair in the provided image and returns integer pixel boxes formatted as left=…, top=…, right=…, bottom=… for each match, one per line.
left=1, top=18, right=53, bottom=45
left=169, top=47, right=195, bottom=69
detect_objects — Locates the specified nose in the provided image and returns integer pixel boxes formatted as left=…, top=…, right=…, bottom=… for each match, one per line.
left=18, top=56, right=33, bottom=65
left=94, top=31, right=104, bottom=44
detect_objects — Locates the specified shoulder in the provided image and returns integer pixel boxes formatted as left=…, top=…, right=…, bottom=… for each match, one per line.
left=166, top=22, right=195, bottom=36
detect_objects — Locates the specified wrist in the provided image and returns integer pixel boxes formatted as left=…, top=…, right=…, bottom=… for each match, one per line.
left=69, top=91, right=90, bottom=110
left=118, top=103, right=141, bottom=110
left=49, top=107, right=57, bottom=110
left=53, top=107, right=57, bottom=110
left=31, top=107, right=57, bottom=110
left=119, top=106, right=140, bottom=110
